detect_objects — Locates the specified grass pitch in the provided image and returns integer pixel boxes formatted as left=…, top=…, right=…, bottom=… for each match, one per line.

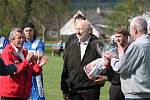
left=43, top=55, right=110, bottom=100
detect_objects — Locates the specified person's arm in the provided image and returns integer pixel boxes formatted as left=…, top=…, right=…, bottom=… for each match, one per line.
left=65, top=34, right=77, bottom=49
left=31, top=55, right=48, bottom=75
left=1, top=50, right=31, bottom=74
left=3, top=38, right=9, bottom=48
left=65, top=36, right=72, bottom=49
left=37, top=41, right=45, bottom=52
left=0, top=58, right=16, bottom=75
left=111, top=44, right=142, bottom=74
left=61, top=51, right=70, bottom=99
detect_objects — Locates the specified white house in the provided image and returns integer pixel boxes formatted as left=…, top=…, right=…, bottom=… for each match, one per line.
left=60, top=10, right=101, bottom=38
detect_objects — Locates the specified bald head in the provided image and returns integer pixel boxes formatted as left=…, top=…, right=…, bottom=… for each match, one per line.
left=74, top=14, right=86, bottom=24
left=75, top=20, right=91, bottom=42
left=130, top=16, right=147, bottom=33
left=75, top=20, right=90, bottom=29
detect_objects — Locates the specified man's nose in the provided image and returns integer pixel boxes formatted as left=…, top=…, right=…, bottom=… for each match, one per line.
left=20, top=37, right=24, bottom=41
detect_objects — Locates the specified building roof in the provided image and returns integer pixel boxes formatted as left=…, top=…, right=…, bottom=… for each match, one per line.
left=60, top=10, right=101, bottom=38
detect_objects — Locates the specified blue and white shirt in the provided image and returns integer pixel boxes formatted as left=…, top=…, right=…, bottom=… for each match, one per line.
left=0, top=36, right=9, bottom=54
left=23, top=40, right=45, bottom=53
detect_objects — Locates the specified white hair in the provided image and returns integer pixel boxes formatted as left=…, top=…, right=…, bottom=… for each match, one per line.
left=130, top=16, right=147, bottom=33
left=9, top=27, right=23, bottom=40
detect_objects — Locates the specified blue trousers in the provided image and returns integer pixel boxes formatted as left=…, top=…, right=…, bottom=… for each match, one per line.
left=31, top=74, right=45, bottom=100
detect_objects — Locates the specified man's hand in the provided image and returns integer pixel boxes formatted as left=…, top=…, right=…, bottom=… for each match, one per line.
left=103, top=52, right=116, bottom=61
left=26, top=53, right=34, bottom=62
left=94, top=75, right=108, bottom=85
left=117, top=44, right=125, bottom=56
left=63, top=94, right=70, bottom=100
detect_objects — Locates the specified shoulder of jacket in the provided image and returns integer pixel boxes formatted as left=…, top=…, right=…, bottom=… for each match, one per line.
left=34, top=40, right=44, bottom=44
left=32, top=40, right=44, bottom=49
left=33, top=40, right=40, bottom=43
left=2, top=44, right=14, bottom=54
left=0, top=36, right=6, bottom=42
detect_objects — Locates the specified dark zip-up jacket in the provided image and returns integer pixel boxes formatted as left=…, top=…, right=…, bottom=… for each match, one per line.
left=0, top=58, right=16, bottom=75
left=61, top=35, right=104, bottom=94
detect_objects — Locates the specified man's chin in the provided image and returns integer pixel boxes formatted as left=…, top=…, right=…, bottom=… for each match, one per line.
left=26, top=37, right=30, bottom=40
left=19, top=45, right=23, bottom=47
left=117, top=43, right=121, bottom=45
left=18, top=44, right=23, bottom=48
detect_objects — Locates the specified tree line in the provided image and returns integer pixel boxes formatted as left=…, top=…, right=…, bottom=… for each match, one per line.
left=0, top=0, right=70, bottom=38
left=0, top=0, right=148, bottom=39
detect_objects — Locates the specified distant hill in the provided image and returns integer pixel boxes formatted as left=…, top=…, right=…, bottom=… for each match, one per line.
left=70, top=0, right=122, bottom=9
left=71, top=0, right=121, bottom=3
left=70, top=0, right=150, bottom=10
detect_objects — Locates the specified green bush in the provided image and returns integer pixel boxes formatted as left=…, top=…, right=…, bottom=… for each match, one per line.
left=45, top=46, right=52, bottom=53
left=0, top=24, right=12, bottom=38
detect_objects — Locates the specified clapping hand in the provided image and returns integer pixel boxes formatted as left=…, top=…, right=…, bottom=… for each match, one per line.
left=38, top=55, right=48, bottom=66
left=26, top=52, right=35, bottom=62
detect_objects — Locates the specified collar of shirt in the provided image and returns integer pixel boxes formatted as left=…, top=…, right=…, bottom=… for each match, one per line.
left=78, top=35, right=91, bottom=45
left=11, top=43, right=22, bottom=53
left=11, top=43, right=24, bottom=60
left=26, top=39, right=35, bottom=43
left=79, top=36, right=91, bottom=60
left=135, top=34, right=147, bottom=42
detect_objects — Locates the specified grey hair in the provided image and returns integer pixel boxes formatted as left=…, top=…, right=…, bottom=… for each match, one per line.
left=130, top=16, right=147, bottom=33
left=9, top=27, right=23, bottom=40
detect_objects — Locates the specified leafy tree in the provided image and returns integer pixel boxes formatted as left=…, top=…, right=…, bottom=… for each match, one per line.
left=22, top=0, right=33, bottom=24
left=31, top=0, right=70, bottom=41
left=0, top=0, right=70, bottom=39
left=0, top=0, right=25, bottom=37
left=106, top=0, right=145, bottom=34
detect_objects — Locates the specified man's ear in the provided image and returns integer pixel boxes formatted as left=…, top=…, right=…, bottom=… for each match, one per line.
left=133, top=28, right=138, bottom=35
left=131, top=27, right=136, bottom=35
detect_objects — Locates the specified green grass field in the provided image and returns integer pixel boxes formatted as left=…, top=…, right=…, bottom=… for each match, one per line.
left=43, top=55, right=110, bottom=100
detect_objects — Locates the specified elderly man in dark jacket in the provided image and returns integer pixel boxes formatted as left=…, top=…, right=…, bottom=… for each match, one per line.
left=61, top=20, right=107, bottom=100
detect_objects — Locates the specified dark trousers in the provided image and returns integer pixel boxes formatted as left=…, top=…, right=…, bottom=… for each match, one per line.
left=58, top=49, right=64, bottom=56
left=0, top=97, right=27, bottom=100
left=109, top=84, right=125, bottom=100
left=70, top=89, right=100, bottom=100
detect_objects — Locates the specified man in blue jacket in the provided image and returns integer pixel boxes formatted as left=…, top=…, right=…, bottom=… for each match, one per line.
left=0, top=35, right=9, bottom=54
left=23, top=22, right=45, bottom=100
